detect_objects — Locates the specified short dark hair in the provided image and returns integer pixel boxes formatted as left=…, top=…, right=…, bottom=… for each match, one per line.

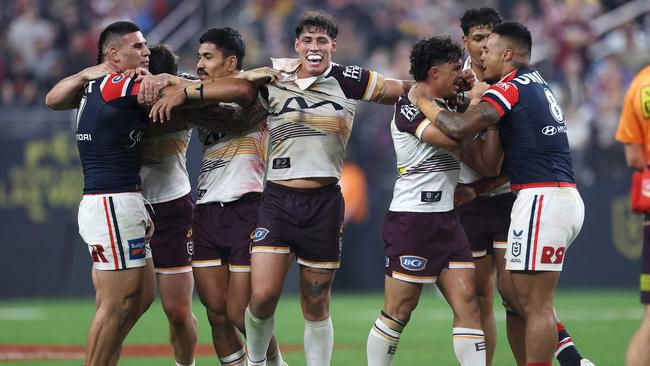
left=199, top=27, right=246, bottom=70
left=295, top=11, right=337, bottom=39
left=491, top=21, right=532, bottom=57
left=97, top=21, right=141, bottom=64
left=460, top=8, right=503, bottom=36
left=409, top=36, right=463, bottom=82
left=148, top=44, right=178, bottom=75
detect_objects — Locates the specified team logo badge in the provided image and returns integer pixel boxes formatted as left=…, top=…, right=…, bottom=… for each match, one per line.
left=343, top=65, right=362, bottom=81
left=128, top=238, right=146, bottom=260
left=399, top=255, right=427, bottom=271
left=251, top=228, right=270, bottom=242
left=400, top=104, right=419, bottom=121
left=111, top=75, right=125, bottom=83
left=511, top=241, right=521, bottom=257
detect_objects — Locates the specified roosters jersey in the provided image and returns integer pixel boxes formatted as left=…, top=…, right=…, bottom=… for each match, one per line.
left=259, top=58, right=385, bottom=181
left=76, top=73, right=146, bottom=194
left=480, top=67, right=575, bottom=188
left=389, top=96, right=460, bottom=212
left=139, top=130, right=192, bottom=204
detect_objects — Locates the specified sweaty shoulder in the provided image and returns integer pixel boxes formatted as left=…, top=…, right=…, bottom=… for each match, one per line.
left=394, top=94, right=429, bottom=138
left=97, top=73, right=141, bottom=104
left=327, top=64, right=385, bottom=101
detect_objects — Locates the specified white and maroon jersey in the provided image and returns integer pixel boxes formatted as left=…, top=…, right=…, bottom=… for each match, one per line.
left=196, top=105, right=268, bottom=204
left=139, top=130, right=192, bottom=204
left=389, top=95, right=460, bottom=213
left=458, top=57, right=510, bottom=196
left=258, top=58, right=385, bottom=181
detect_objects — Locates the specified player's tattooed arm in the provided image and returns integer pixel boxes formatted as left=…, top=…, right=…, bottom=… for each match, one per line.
left=376, top=79, right=415, bottom=105
left=431, top=102, right=500, bottom=140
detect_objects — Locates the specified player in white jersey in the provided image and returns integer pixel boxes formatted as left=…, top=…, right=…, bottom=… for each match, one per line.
left=150, top=11, right=412, bottom=366
left=366, top=36, right=496, bottom=366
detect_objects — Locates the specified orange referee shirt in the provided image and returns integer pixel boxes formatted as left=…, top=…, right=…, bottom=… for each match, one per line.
left=616, top=65, right=650, bottom=157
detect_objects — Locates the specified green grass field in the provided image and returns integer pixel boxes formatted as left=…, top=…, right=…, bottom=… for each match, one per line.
left=0, top=289, right=640, bottom=365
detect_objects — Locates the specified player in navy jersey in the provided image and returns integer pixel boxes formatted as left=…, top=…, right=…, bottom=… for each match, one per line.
left=410, top=22, right=585, bottom=366
left=47, top=21, right=156, bottom=366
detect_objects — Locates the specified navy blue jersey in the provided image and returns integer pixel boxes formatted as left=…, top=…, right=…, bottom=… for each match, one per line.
left=76, top=74, right=146, bottom=193
left=481, top=67, right=575, bottom=188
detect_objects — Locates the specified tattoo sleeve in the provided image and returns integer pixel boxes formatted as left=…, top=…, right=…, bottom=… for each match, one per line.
left=435, top=102, right=501, bottom=140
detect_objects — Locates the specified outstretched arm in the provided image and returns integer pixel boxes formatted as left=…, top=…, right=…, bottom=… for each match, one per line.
left=375, top=79, right=415, bottom=105
left=45, top=63, right=118, bottom=110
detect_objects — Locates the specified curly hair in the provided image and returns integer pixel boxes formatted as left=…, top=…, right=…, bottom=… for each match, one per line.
left=460, top=7, right=502, bottom=36
left=96, top=21, right=141, bottom=64
left=199, top=27, right=246, bottom=70
left=295, top=11, right=338, bottom=39
left=409, top=36, right=463, bottom=82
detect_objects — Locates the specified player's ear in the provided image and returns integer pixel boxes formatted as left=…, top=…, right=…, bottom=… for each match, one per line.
left=226, top=55, right=238, bottom=72
left=294, top=38, right=300, bottom=52
left=503, top=48, right=513, bottom=63
left=428, top=65, right=438, bottom=80
left=331, top=38, right=337, bottom=52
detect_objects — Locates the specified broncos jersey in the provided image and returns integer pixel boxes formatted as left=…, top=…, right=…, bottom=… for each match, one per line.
left=76, top=73, right=146, bottom=194
left=481, top=67, right=575, bottom=188
left=259, top=58, right=386, bottom=181
left=389, top=95, right=460, bottom=212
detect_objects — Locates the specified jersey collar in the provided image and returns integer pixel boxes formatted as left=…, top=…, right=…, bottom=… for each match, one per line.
left=271, top=58, right=333, bottom=90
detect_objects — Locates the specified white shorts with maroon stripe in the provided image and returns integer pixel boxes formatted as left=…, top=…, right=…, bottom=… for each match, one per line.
left=78, top=192, right=152, bottom=271
left=505, top=187, right=584, bottom=271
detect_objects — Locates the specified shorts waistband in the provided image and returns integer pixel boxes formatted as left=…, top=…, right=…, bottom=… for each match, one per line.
left=509, top=182, right=576, bottom=190
left=266, top=181, right=340, bottom=194
left=200, top=192, right=261, bottom=207
left=83, top=188, right=142, bottom=196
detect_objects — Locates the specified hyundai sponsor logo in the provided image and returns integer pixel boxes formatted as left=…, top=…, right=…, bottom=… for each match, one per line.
left=399, top=255, right=427, bottom=271
left=541, top=125, right=567, bottom=136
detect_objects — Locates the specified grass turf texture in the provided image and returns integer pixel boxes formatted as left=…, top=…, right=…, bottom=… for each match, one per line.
left=0, top=289, right=639, bottom=365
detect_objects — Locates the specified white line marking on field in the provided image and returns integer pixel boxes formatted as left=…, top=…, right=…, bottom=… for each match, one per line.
left=0, top=308, right=47, bottom=320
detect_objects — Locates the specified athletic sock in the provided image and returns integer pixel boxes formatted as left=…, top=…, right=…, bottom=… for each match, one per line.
left=219, top=349, right=246, bottom=366
left=367, top=314, right=405, bottom=366
left=266, top=343, right=285, bottom=366
left=525, top=363, right=552, bottom=366
left=175, top=361, right=195, bottom=366
left=555, top=322, right=584, bottom=366
left=245, top=306, right=275, bottom=365
left=304, top=317, right=333, bottom=366
left=452, top=327, right=486, bottom=366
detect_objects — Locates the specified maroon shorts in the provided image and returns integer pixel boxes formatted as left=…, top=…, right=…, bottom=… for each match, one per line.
left=642, top=214, right=650, bottom=303
left=383, top=210, right=474, bottom=283
left=146, top=193, right=194, bottom=273
left=192, top=193, right=261, bottom=272
left=457, top=192, right=515, bottom=258
left=250, top=181, right=344, bottom=269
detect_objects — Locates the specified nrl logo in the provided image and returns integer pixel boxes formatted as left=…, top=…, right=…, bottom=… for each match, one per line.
left=511, top=241, right=521, bottom=257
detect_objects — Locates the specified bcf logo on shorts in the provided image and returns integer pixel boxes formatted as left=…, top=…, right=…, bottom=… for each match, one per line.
left=540, top=244, right=565, bottom=264
left=399, top=255, right=427, bottom=271
left=250, top=228, right=270, bottom=242
left=128, top=238, right=146, bottom=260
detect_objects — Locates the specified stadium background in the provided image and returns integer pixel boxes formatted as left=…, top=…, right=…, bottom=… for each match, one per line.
left=1, top=0, right=650, bottom=364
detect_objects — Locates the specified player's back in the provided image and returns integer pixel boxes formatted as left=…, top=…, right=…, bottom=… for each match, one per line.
left=76, top=74, right=146, bottom=194
left=482, top=67, right=574, bottom=187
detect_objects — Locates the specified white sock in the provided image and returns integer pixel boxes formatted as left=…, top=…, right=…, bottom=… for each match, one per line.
left=245, top=306, right=274, bottom=365
left=452, top=327, right=486, bottom=366
left=219, top=348, right=246, bottom=366
left=367, top=317, right=403, bottom=366
left=266, top=343, right=285, bottom=366
left=175, top=361, right=195, bottom=366
left=304, top=317, right=334, bottom=366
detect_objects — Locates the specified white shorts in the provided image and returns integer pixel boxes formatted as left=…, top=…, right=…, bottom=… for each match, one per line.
left=505, top=187, right=584, bottom=271
left=78, top=192, right=152, bottom=271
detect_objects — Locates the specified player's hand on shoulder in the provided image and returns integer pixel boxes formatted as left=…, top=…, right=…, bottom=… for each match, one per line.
left=124, top=67, right=150, bottom=81
left=138, top=73, right=173, bottom=107
left=407, top=84, right=426, bottom=106
left=454, top=184, right=477, bottom=207
left=236, top=67, right=281, bottom=86
left=149, top=85, right=186, bottom=123
left=460, top=69, right=476, bottom=91
left=81, top=62, right=118, bottom=82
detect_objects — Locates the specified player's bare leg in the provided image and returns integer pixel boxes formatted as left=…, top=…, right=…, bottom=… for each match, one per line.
left=194, top=265, right=245, bottom=363
left=367, top=276, right=422, bottom=366
left=247, top=252, right=293, bottom=365
left=86, top=261, right=154, bottom=366
left=227, top=271, right=285, bottom=365
left=437, top=267, right=486, bottom=365
left=626, top=304, right=650, bottom=366
left=300, top=266, right=336, bottom=366
left=511, top=271, right=561, bottom=364
left=496, top=248, right=526, bottom=366
left=474, top=254, right=497, bottom=366
left=158, top=272, right=197, bottom=365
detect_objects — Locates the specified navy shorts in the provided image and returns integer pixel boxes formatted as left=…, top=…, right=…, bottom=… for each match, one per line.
left=250, top=182, right=344, bottom=269
left=192, top=193, right=261, bottom=272
left=147, top=193, right=194, bottom=274
left=457, top=192, right=515, bottom=258
left=383, top=210, right=474, bottom=284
